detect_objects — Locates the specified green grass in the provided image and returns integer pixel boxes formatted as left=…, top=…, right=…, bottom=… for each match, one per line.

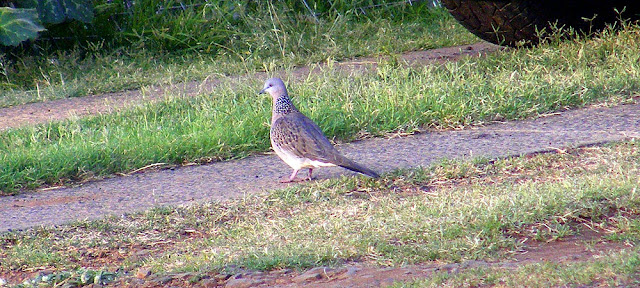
left=1, top=141, right=638, bottom=286
left=0, top=6, right=475, bottom=107
left=1, top=21, right=640, bottom=194
left=395, top=249, right=640, bottom=287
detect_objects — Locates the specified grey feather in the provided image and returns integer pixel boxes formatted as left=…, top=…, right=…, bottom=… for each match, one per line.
left=261, top=77, right=379, bottom=180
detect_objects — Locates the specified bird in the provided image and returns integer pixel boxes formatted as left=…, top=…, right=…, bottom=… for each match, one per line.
left=259, top=77, right=379, bottom=183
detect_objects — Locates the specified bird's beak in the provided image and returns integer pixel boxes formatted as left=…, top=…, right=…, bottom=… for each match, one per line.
left=258, top=88, right=267, bottom=94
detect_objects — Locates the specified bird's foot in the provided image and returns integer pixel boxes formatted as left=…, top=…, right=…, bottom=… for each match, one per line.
left=279, top=177, right=312, bottom=183
left=279, top=169, right=315, bottom=183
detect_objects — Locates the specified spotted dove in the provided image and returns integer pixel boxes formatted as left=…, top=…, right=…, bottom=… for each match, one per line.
left=259, top=77, right=379, bottom=182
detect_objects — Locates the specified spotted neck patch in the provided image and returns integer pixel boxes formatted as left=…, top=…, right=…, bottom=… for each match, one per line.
left=274, top=94, right=295, bottom=115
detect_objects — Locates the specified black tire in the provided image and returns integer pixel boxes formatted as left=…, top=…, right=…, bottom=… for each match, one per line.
left=440, top=0, right=640, bottom=46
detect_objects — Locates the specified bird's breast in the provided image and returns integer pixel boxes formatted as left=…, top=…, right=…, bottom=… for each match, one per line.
left=270, top=137, right=335, bottom=170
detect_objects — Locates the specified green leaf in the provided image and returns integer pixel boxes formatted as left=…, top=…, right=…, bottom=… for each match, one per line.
left=36, top=0, right=65, bottom=24
left=18, top=0, right=39, bottom=9
left=62, top=0, right=93, bottom=23
left=0, top=7, right=45, bottom=46
left=17, top=0, right=94, bottom=24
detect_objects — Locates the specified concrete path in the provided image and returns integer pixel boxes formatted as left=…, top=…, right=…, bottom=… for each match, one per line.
left=1, top=101, right=638, bottom=232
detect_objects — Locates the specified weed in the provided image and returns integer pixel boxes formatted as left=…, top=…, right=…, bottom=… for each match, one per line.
left=1, top=142, right=637, bottom=287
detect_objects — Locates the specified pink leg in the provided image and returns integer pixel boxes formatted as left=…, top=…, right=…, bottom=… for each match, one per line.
left=280, top=169, right=300, bottom=183
left=307, top=168, right=313, bottom=181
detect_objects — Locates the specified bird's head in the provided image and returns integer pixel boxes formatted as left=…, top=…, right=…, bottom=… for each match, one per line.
left=259, top=77, right=287, bottom=98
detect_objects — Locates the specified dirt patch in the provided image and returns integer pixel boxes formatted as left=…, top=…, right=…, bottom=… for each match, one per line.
left=204, top=228, right=624, bottom=288
left=511, top=227, right=629, bottom=264
left=1, top=226, right=625, bottom=287
left=0, top=42, right=500, bottom=131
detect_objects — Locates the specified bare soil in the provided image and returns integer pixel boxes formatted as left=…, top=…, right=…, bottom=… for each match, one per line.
left=173, top=229, right=627, bottom=288
left=1, top=42, right=639, bottom=287
left=2, top=224, right=627, bottom=287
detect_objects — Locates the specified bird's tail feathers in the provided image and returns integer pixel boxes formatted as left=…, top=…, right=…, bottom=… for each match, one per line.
left=339, top=161, right=379, bottom=178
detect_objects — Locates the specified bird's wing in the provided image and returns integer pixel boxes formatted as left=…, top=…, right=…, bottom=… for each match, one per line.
left=271, top=113, right=340, bottom=163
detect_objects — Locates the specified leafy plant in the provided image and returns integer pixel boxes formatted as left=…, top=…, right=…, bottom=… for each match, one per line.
left=0, top=0, right=94, bottom=46
left=14, top=268, right=116, bottom=287
left=20, top=0, right=95, bottom=24
left=0, top=7, right=44, bottom=46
